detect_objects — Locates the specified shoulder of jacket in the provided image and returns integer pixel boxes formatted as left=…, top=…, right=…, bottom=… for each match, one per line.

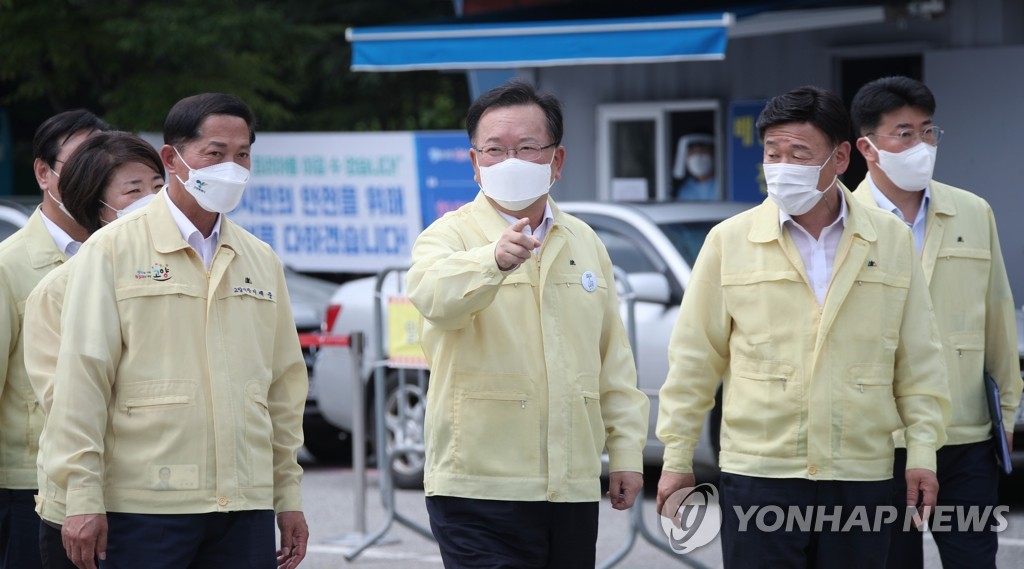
left=933, top=181, right=991, bottom=212
left=0, top=226, right=29, bottom=259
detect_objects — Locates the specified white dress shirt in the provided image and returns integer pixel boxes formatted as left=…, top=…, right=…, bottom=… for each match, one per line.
left=779, top=189, right=849, bottom=305
left=867, top=173, right=930, bottom=254
left=39, top=209, right=81, bottom=257
left=163, top=189, right=221, bottom=270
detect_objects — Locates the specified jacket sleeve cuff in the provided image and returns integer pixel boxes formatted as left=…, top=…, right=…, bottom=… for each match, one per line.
left=65, top=487, right=106, bottom=517
left=274, top=483, right=304, bottom=514
left=607, top=448, right=644, bottom=473
left=660, top=445, right=696, bottom=474
left=904, top=445, right=937, bottom=473
left=1002, top=412, right=1016, bottom=434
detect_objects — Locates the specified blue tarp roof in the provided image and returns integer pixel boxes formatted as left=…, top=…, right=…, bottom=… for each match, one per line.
left=346, top=12, right=733, bottom=71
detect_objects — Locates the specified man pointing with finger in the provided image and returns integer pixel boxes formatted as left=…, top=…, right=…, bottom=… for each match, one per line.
left=407, top=79, right=649, bottom=569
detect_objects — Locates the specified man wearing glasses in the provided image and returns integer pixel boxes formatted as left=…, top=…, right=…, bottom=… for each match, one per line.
left=406, top=79, right=648, bottom=568
left=851, top=75, right=1020, bottom=569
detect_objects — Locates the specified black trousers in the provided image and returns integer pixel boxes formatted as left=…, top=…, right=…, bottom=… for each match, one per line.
left=719, top=472, right=892, bottom=569
left=100, top=511, right=275, bottom=569
left=0, top=488, right=42, bottom=569
left=887, top=440, right=1001, bottom=569
left=425, top=496, right=598, bottom=569
left=39, top=522, right=74, bottom=569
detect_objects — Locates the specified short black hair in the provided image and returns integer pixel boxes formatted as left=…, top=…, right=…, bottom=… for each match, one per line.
left=756, top=85, right=852, bottom=147
left=60, top=131, right=163, bottom=234
left=850, top=76, right=936, bottom=135
left=466, top=79, right=563, bottom=147
left=163, top=93, right=256, bottom=148
left=31, top=110, right=110, bottom=168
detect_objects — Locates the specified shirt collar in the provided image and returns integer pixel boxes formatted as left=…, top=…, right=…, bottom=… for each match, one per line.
left=778, top=187, right=849, bottom=231
left=38, top=209, right=81, bottom=257
left=867, top=173, right=930, bottom=223
left=163, top=189, right=221, bottom=245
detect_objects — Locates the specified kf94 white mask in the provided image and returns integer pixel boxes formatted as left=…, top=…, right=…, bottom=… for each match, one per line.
left=763, top=148, right=837, bottom=216
left=478, top=157, right=555, bottom=212
left=866, top=138, right=936, bottom=192
left=174, top=148, right=250, bottom=214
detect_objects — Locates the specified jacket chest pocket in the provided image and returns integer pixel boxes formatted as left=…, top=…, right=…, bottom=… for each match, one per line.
left=116, top=284, right=207, bottom=347
left=934, top=247, right=991, bottom=307
left=842, top=269, right=908, bottom=345
left=722, top=271, right=805, bottom=346
left=215, top=287, right=279, bottom=357
left=546, top=272, right=609, bottom=345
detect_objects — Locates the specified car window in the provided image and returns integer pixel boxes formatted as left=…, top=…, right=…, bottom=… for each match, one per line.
left=592, top=227, right=658, bottom=274
left=0, top=220, right=19, bottom=242
left=658, top=221, right=720, bottom=267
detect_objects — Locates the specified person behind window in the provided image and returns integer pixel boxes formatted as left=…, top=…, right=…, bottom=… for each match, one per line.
left=672, top=133, right=716, bottom=201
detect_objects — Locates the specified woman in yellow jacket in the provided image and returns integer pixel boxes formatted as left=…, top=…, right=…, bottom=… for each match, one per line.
left=22, top=131, right=163, bottom=569
left=0, top=110, right=108, bottom=569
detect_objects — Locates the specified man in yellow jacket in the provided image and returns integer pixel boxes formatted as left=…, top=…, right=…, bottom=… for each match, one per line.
left=656, top=86, right=951, bottom=568
left=850, top=75, right=1021, bottom=569
left=42, top=93, right=308, bottom=569
left=0, top=109, right=108, bottom=569
left=407, top=79, right=649, bottom=569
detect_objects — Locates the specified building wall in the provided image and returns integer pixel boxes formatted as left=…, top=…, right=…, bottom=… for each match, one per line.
left=527, top=0, right=1024, bottom=300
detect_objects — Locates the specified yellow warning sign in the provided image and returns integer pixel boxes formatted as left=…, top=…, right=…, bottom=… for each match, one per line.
left=387, top=296, right=427, bottom=368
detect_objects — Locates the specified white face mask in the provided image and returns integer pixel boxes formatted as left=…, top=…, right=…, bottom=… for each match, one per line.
left=763, top=147, right=838, bottom=216
left=866, top=138, right=936, bottom=192
left=174, top=148, right=250, bottom=214
left=687, top=154, right=714, bottom=179
left=478, top=155, right=555, bottom=212
left=100, top=193, right=157, bottom=223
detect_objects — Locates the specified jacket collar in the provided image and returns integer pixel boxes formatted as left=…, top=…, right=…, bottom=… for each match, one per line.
left=148, top=187, right=240, bottom=257
left=23, top=208, right=67, bottom=269
left=852, top=177, right=957, bottom=218
left=748, top=184, right=876, bottom=245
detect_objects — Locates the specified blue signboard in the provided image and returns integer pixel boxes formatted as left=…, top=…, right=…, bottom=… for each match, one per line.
left=728, top=100, right=767, bottom=203
left=414, top=132, right=477, bottom=229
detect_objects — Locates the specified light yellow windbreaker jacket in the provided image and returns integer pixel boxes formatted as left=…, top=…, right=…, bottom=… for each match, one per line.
left=407, top=193, right=649, bottom=502
left=658, top=189, right=951, bottom=480
left=23, top=257, right=73, bottom=523
left=854, top=180, right=1021, bottom=443
left=43, top=193, right=307, bottom=517
left=0, top=209, right=65, bottom=489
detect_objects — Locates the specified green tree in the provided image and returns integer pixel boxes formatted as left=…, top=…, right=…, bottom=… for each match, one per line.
left=0, top=0, right=468, bottom=194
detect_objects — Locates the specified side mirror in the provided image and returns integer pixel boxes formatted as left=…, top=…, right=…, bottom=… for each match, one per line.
left=626, top=272, right=671, bottom=305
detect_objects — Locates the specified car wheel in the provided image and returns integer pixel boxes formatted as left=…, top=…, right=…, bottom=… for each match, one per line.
left=383, top=372, right=428, bottom=489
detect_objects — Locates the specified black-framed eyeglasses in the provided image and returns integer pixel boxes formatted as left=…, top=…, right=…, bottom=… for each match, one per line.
left=867, top=126, right=943, bottom=148
left=473, top=142, right=557, bottom=162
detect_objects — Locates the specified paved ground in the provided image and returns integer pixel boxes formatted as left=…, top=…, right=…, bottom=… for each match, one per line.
left=294, top=454, right=1024, bottom=569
